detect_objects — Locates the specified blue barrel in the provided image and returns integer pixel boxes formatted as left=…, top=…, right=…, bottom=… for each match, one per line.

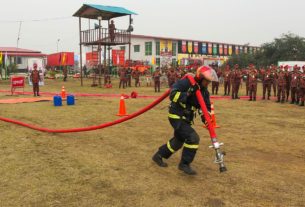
left=67, top=95, right=75, bottom=106
left=53, top=95, right=62, bottom=106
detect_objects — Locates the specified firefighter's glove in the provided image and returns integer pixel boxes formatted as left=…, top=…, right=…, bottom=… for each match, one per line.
left=187, top=83, right=200, bottom=96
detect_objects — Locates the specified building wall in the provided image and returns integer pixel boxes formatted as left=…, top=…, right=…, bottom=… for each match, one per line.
left=9, top=56, right=46, bottom=72
left=113, top=37, right=178, bottom=66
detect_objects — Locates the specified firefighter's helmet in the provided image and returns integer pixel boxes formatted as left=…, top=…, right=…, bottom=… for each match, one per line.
left=195, top=66, right=218, bottom=82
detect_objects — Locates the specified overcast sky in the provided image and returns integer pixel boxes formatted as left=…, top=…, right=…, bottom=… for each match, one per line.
left=1, top=0, right=304, bottom=54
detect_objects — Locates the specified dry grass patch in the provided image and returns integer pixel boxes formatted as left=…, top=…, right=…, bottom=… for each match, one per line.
left=0, top=79, right=304, bottom=207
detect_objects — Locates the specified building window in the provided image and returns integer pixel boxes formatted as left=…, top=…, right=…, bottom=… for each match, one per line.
left=17, top=57, right=22, bottom=64
left=134, top=45, right=140, bottom=53
left=156, top=58, right=160, bottom=66
left=156, top=42, right=160, bottom=56
left=120, top=46, right=126, bottom=51
left=145, top=42, right=152, bottom=56
left=172, top=42, right=177, bottom=56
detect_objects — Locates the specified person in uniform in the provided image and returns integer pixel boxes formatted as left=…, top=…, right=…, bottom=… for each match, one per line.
left=232, top=65, right=242, bottom=99
left=271, top=65, right=278, bottom=97
left=223, top=65, right=231, bottom=96
left=109, top=20, right=116, bottom=42
left=290, top=65, right=300, bottom=104
left=30, top=63, right=41, bottom=96
left=248, top=64, right=258, bottom=101
left=153, top=68, right=161, bottom=92
left=118, top=67, right=126, bottom=89
left=145, top=70, right=152, bottom=87
left=276, top=67, right=286, bottom=103
left=132, top=68, right=141, bottom=87
left=126, top=67, right=132, bottom=87
left=212, top=67, right=222, bottom=95
left=298, top=66, right=305, bottom=106
left=167, top=68, right=177, bottom=88
left=63, top=66, right=68, bottom=82
left=230, top=65, right=237, bottom=98
left=243, top=68, right=250, bottom=96
left=262, top=68, right=273, bottom=100
left=284, top=65, right=291, bottom=102
left=152, top=66, right=218, bottom=175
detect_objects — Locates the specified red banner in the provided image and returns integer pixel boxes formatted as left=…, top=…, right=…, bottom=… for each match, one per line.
left=112, top=50, right=125, bottom=66
left=47, top=52, right=74, bottom=67
left=11, top=76, right=25, bottom=95
left=86, top=52, right=99, bottom=66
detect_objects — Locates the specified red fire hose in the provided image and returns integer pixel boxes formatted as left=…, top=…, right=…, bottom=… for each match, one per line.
left=185, top=75, right=227, bottom=172
left=0, top=90, right=170, bottom=133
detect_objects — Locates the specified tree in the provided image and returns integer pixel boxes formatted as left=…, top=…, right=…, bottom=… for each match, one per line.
left=225, top=33, right=305, bottom=68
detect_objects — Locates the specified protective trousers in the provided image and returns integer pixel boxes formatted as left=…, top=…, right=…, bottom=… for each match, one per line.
left=157, top=119, right=200, bottom=165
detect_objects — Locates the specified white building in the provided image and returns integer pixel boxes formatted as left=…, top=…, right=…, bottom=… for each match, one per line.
left=0, top=47, right=46, bottom=73
left=112, top=34, right=259, bottom=67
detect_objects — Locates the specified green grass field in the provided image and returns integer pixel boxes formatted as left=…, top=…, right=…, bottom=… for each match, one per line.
left=0, top=78, right=304, bottom=207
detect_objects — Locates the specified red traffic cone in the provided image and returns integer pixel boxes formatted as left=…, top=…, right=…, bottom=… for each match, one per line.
left=61, top=86, right=66, bottom=99
left=117, top=95, right=128, bottom=116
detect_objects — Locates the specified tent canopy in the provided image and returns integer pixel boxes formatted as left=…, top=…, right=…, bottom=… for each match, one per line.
left=73, top=4, right=137, bottom=20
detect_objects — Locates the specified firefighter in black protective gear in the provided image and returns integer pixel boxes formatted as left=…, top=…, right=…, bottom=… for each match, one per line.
left=152, top=66, right=218, bottom=175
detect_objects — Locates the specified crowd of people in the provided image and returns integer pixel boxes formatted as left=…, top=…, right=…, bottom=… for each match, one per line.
left=219, top=64, right=305, bottom=106
left=84, top=63, right=305, bottom=106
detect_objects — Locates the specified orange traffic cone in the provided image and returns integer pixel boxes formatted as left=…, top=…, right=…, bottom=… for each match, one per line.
left=210, top=102, right=220, bottom=128
left=203, top=102, right=220, bottom=128
left=117, top=95, right=128, bottom=116
left=61, top=86, right=66, bottom=99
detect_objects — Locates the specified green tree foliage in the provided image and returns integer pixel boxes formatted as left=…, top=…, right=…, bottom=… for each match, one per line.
left=225, top=33, right=305, bottom=68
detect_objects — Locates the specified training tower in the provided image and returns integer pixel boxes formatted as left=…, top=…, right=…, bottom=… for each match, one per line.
left=73, top=4, right=137, bottom=86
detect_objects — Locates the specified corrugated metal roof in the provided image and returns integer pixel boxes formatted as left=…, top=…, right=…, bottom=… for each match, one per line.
left=87, top=4, right=137, bottom=15
left=73, top=4, right=137, bottom=20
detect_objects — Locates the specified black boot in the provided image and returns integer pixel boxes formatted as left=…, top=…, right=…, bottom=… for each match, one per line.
left=276, top=99, right=280, bottom=103
left=290, top=101, right=295, bottom=104
left=300, top=101, right=304, bottom=106
left=253, top=97, right=256, bottom=101
left=262, top=97, right=265, bottom=100
left=281, top=100, right=285, bottom=104
left=152, top=152, right=168, bottom=167
left=295, top=100, right=299, bottom=105
left=178, top=163, right=197, bottom=175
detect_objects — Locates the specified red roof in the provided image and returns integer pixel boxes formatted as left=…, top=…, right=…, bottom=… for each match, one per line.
left=5, top=52, right=46, bottom=57
left=0, top=47, right=41, bottom=53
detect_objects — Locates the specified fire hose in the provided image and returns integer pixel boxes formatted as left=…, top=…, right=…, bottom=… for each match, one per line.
left=185, top=75, right=227, bottom=173
left=0, top=76, right=227, bottom=172
left=0, top=90, right=170, bottom=133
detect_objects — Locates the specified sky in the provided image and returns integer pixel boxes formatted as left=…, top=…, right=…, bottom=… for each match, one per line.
left=1, top=0, right=304, bottom=54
